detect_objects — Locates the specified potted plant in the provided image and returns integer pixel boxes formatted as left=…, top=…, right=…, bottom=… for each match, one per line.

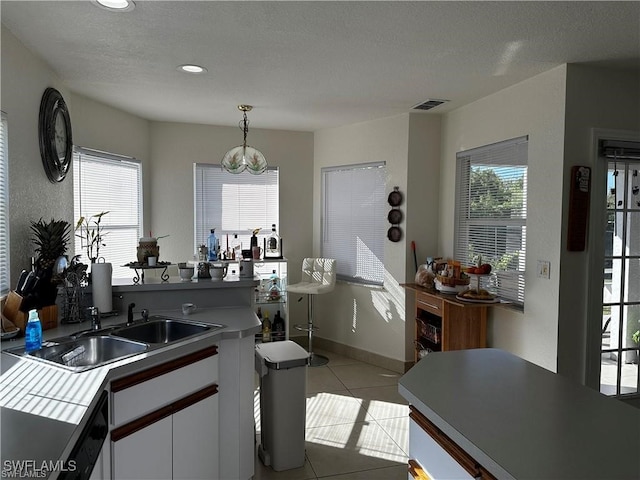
left=30, top=218, right=71, bottom=308
left=136, top=233, right=169, bottom=264
left=76, top=211, right=113, bottom=313
left=75, top=211, right=109, bottom=263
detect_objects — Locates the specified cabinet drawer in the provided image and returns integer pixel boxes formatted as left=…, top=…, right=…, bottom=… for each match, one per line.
left=112, top=347, right=218, bottom=426
left=416, top=293, right=442, bottom=317
left=409, top=416, right=474, bottom=480
left=409, top=407, right=477, bottom=479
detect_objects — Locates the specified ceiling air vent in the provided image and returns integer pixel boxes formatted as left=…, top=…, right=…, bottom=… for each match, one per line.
left=411, top=99, right=449, bottom=111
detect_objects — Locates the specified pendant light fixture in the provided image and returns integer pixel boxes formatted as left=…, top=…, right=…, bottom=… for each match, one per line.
left=221, top=105, right=267, bottom=175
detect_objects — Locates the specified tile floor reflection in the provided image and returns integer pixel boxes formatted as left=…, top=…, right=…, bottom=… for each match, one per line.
left=254, top=348, right=409, bottom=479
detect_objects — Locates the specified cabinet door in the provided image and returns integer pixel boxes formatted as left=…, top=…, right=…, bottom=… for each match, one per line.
left=173, top=394, right=219, bottom=480
left=112, top=416, right=172, bottom=480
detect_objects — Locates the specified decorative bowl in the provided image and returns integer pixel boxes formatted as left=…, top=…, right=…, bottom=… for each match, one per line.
left=179, top=267, right=194, bottom=281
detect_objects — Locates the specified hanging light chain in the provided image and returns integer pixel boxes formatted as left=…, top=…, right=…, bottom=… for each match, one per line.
left=241, top=111, right=249, bottom=146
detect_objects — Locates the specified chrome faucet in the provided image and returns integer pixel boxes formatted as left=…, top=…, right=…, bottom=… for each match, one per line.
left=89, top=307, right=101, bottom=331
left=141, top=309, right=149, bottom=322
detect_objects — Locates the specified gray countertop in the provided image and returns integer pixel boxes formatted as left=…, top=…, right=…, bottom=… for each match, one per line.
left=0, top=306, right=260, bottom=478
left=399, top=348, right=640, bottom=480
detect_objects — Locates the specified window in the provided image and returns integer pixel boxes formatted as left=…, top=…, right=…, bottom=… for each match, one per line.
left=194, top=164, right=279, bottom=253
left=454, top=136, right=528, bottom=306
left=73, top=147, right=142, bottom=278
left=321, top=162, right=386, bottom=285
left=0, top=112, right=9, bottom=297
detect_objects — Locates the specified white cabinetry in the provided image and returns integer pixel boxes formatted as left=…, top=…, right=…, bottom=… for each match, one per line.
left=113, top=416, right=173, bottom=480
left=109, top=347, right=219, bottom=480
left=408, top=406, right=494, bottom=480
left=253, top=259, right=288, bottom=342
left=173, top=393, right=219, bottom=479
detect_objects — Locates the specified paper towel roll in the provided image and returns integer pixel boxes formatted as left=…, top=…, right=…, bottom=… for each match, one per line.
left=91, top=262, right=113, bottom=314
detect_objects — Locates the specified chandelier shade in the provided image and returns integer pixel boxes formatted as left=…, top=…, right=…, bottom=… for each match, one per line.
left=221, top=105, right=267, bottom=175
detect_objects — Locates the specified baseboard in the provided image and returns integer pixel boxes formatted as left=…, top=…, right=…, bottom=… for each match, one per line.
left=289, top=334, right=409, bottom=374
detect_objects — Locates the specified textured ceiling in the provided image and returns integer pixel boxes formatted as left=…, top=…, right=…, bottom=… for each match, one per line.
left=2, top=1, right=639, bottom=131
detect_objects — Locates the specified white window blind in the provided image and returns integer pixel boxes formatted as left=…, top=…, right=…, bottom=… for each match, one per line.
left=321, top=162, right=386, bottom=285
left=454, top=136, right=528, bottom=306
left=194, top=164, right=279, bottom=253
left=0, top=112, right=9, bottom=297
left=73, top=147, right=142, bottom=279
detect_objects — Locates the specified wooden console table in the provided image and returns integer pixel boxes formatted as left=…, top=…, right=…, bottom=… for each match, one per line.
left=403, top=283, right=495, bottom=363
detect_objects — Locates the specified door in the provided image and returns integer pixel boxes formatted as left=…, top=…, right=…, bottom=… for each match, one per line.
left=173, top=394, right=219, bottom=480
left=112, top=416, right=173, bottom=480
left=590, top=137, right=640, bottom=397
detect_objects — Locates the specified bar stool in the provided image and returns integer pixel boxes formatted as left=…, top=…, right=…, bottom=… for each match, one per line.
left=287, top=258, right=336, bottom=367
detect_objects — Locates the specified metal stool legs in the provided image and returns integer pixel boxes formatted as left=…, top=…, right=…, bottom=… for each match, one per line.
left=295, top=294, right=328, bottom=367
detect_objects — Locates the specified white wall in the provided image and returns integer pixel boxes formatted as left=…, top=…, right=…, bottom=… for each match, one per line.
left=149, top=122, right=314, bottom=328
left=313, top=113, right=441, bottom=365
left=559, top=65, right=640, bottom=383
left=2, top=26, right=75, bottom=284
left=70, top=94, right=151, bottom=238
left=405, top=114, right=442, bottom=359
left=440, top=66, right=568, bottom=372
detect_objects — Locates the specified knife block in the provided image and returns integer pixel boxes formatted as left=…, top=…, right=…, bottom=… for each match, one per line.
left=2, top=291, right=58, bottom=332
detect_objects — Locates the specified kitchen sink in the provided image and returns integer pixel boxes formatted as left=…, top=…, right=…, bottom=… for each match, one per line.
left=24, top=335, right=148, bottom=371
left=112, top=316, right=217, bottom=344
left=5, top=315, right=224, bottom=372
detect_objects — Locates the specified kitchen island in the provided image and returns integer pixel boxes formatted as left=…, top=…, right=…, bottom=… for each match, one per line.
left=1, top=277, right=261, bottom=480
left=399, top=348, right=640, bottom=480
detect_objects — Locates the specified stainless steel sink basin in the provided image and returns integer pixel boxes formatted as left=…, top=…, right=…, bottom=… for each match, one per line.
left=26, top=335, right=148, bottom=370
left=112, top=317, right=215, bottom=344
left=4, top=315, right=224, bottom=373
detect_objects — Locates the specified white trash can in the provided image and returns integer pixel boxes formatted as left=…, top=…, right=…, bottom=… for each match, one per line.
left=255, top=341, right=309, bottom=471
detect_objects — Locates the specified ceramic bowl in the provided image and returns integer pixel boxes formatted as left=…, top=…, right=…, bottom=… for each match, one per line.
left=179, top=267, right=194, bottom=281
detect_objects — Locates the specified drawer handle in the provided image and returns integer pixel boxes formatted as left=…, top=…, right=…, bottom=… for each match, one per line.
left=408, top=459, right=431, bottom=480
left=418, top=301, right=440, bottom=310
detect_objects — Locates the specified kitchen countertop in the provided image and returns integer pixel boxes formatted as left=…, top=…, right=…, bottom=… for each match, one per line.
left=399, top=348, right=640, bottom=480
left=0, top=306, right=260, bottom=478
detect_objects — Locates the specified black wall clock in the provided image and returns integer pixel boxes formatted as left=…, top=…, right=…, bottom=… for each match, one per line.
left=39, top=87, right=73, bottom=183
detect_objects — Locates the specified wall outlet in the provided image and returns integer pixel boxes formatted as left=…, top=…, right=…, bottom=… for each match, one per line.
left=537, top=260, right=551, bottom=279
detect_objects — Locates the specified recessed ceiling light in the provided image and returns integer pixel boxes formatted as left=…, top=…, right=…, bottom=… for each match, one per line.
left=177, top=64, right=208, bottom=74
left=93, top=0, right=135, bottom=12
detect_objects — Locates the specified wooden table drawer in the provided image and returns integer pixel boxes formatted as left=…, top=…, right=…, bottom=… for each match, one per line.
left=416, top=292, right=443, bottom=317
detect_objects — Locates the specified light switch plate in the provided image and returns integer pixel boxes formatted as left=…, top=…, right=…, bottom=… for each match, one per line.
left=537, top=260, right=551, bottom=279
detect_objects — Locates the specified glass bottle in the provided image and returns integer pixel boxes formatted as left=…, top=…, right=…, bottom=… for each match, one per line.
left=269, top=270, right=280, bottom=289
left=268, top=278, right=282, bottom=301
left=273, top=310, right=285, bottom=341
left=262, top=311, right=271, bottom=342
left=207, top=229, right=219, bottom=261
left=265, top=224, right=281, bottom=258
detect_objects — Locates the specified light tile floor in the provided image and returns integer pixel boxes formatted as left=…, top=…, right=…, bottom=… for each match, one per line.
left=254, top=349, right=409, bottom=479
